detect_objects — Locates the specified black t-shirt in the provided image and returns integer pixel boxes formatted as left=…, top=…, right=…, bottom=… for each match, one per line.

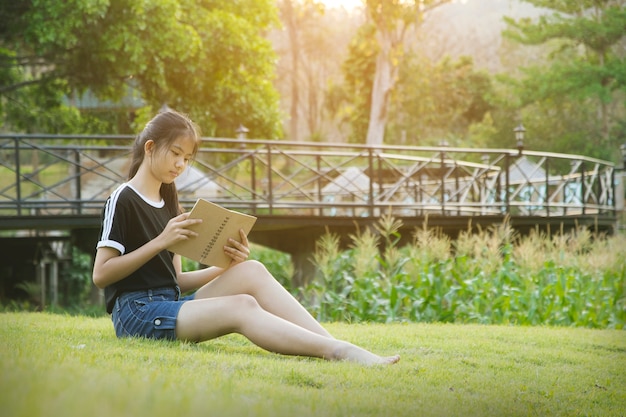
left=97, top=183, right=178, bottom=314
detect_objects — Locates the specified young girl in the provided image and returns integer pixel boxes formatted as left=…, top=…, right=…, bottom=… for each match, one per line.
left=92, top=110, right=399, bottom=366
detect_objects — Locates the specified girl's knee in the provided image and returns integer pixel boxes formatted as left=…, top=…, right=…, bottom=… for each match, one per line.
left=231, top=260, right=274, bottom=282
left=232, top=293, right=260, bottom=310
left=233, top=259, right=268, bottom=274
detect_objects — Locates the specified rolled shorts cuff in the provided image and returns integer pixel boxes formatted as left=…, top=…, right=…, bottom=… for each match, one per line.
left=111, top=287, right=193, bottom=341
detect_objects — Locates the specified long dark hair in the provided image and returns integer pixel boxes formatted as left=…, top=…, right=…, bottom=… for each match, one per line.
left=128, top=110, right=201, bottom=216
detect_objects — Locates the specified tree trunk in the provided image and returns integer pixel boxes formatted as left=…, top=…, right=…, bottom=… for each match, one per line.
left=366, top=32, right=394, bottom=146
left=363, top=0, right=449, bottom=146
left=283, top=0, right=300, bottom=142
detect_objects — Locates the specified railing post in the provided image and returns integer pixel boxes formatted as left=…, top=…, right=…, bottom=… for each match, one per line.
left=418, top=173, right=423, bottom=215
left=581, top=161, right=586, bottom=215
left=545, top=158, right=550, bottom=216
left=368, top=148, right=375, bottom=216
left=505, top=153, right=510, bottom=215
left=266, top=143, right=273, bottom=215
left=440, top=149, right=446, bottom=215
left=495, top=169, right=501, bottom=212
left=377, top=151, right=383, bottom=210
left=14, top=137, right=22, bottom=216
left=38, top=258, right=46, bottom=309
left=250, top=153, right=256, bottom=215
left=316, top=155, right=322, bottom=216
left=594, top=164, right=601, bottom=212
left=611, top=165, right=616, bottom=214
left=455, top=161, right=460, bottom=215
left=74, top=149, right=82, bottom=215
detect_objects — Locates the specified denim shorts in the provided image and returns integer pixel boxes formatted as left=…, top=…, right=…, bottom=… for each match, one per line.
left=111, top=287, right=195, bottom=341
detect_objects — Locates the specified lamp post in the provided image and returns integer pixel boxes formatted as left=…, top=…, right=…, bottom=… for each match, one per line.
left=514, top=123, right=525, bottom=156
left=618, top=144, right=626, bottom=228
left=236, top=124, right=249, bottom=149
left=438, top=139, right=449, bottom=158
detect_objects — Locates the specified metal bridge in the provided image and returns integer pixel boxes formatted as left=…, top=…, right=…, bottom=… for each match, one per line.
left=0, top=134, right=621, bottom=289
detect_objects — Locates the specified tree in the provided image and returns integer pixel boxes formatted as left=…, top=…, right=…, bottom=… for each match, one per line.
left=364, top=0, right=449, bottom=146
left=502, top=0, right=626, bottom=157
left=0, top=0, right=283, bottom=137
left=279, top=0, right=302, bottom=142
left=388, top=54, right=494, bottom=146
left=331, top=23, right=379, bottom=143
left=277, top=0, right=326, bottom=141
left=274, top=1, right=360, bottom=142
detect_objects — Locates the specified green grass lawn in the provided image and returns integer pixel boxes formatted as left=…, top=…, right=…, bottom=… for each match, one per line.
left=1, top=312, right=624, bottom=417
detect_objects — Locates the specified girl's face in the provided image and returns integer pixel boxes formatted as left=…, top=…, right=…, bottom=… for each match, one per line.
left=148, top=135, right=197, bottom=184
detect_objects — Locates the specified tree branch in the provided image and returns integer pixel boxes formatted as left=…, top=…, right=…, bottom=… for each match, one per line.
left=0, top=77, right=50, bottom=94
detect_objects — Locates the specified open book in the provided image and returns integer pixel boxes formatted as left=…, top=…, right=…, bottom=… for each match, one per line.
left=168, top=199, right=257, bottom=267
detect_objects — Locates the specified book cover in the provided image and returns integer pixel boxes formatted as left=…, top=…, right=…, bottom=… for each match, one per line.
left=168, top=199, right=257, bottom=267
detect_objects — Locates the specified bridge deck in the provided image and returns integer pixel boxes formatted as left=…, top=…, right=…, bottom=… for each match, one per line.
left=1, top=134, right=620, bottom=249
left=0, top=135, right=621, bottom=298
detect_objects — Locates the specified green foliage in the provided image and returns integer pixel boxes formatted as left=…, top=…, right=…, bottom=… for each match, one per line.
left=0, top=64, right=115, bottom=134
left=1, top=0, right=283, bottom=137
left=503, top=2, right=626, bottom=55
left=501, top=0, right=626, bottom=159
left=1, top=247, right=96, bottom=314
left=180, top=243, right=294, bottom=292
left=249, top=244, right=294, bottom=289
left=335, top=1, right=452, bottom=144
left=389, top=54, right=494, bottom=146
left=1, top=242, right=292, bottom=315
left=520, top=95, right=610, bottom=159
left=58, top=247, right=94, bottom=307
left=333, top=23, right=379, bottom=143
left=305, top=216, right=626, bottom=329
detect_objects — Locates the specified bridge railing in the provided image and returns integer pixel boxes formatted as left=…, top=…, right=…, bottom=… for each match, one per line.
left=0, top=134, right=617, bottom=220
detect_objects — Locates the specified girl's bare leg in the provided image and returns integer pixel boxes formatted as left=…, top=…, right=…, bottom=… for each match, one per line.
left=194, top=261, right=333, bottom=338
left=175, top=294, right=400, bottom=366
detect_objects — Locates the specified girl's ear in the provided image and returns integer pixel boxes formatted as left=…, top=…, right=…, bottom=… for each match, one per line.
left=144, top=140, right=155, bottom=155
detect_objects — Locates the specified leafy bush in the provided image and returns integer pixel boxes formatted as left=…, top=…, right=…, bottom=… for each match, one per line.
left=249, top=244, right=294, bottom=289
left=2, top=247, right=98, bottom=315
left=59, top=247, right=94, bottom=307
left=304, top=215, right=626, bottom=329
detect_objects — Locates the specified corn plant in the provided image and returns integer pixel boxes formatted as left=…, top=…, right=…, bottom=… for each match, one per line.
left=305, top=216, right=626, bottom=329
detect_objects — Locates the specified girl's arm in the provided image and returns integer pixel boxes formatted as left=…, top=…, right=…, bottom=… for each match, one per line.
left=175, top=256, right=225, bottom=293
left=93, top=240, right=166, bottom=289
left=92, top=212, right=201, bottom=289
left=175, top=229, right=252, bottom=293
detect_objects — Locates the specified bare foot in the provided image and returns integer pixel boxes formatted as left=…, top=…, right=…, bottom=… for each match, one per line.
left=378, top=354, right=401, bottom=365
left=331, top=341, right=400, bottom=366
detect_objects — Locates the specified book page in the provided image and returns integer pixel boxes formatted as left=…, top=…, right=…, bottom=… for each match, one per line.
left=168, top=199, right=257, bottom=267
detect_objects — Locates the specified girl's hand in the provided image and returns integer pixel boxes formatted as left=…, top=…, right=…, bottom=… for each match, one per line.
left=224, top=228, right=251, bottom=266
left=158, top=212, right=202, bottom=249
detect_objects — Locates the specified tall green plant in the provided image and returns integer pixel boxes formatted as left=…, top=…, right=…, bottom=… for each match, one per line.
left=307, top=231, right=354, bottom=322
left=306, top=215, right=626, bottom=329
